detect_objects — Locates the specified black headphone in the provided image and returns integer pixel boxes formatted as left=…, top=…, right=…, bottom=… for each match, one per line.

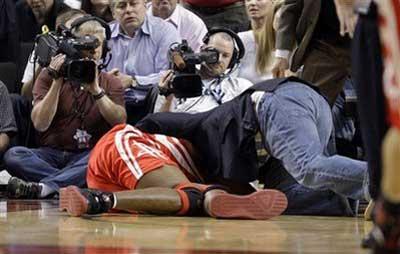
left=202, top=27, right=245, bottom=70
left=70, top=15, right=111, bottom=61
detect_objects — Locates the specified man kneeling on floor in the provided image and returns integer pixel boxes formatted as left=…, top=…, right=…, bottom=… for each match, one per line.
left=60, top=124, right=288, bottom=219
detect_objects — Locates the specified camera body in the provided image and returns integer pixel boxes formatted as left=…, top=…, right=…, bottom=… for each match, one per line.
left=35, top=28, right=100, bottom=84
left=164, top=40, right=219, bottom=98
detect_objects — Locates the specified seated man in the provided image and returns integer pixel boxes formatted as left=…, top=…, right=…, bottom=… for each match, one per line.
left=60, top=123, right=288, bottom=219
left=147, top=0, right=208, bottom=51
left=4, top=16, right=127, bottom=199
left=16, top=0, right=70, bottom=42
left=0, top=81, right=18, bottom=161
left=156, top=27, right=253, bottom=113
left=11, top=10, right=87, bottom=150
left=106, top=0, right=181, bottom=87
left=136, top=77, right=370, bottom=207
left=11, top=9, right=85, bottom=148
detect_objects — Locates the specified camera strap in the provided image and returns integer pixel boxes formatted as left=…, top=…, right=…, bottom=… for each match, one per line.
left=203, top=79, right=225, bottom=105
left=70, top=83, right=92, bottom=149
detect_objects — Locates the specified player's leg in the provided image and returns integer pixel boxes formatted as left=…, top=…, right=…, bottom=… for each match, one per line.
left=369, top=128, right=400, bottom=252
left=59, top=164, right=191, bottom=216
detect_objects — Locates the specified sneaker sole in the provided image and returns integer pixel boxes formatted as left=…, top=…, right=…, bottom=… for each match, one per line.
left=208, top=189, right=288, bottom=220
left=59, top=186, right=88, bottom=217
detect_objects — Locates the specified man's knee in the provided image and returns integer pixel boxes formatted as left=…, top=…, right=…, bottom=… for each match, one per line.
left=4, top=146, right=30, bottom=164
left=3, top=146, right=31, bottom=174
left=174, top=182, right=210, bottom=216
left=3, top=146, right=31, bottom=161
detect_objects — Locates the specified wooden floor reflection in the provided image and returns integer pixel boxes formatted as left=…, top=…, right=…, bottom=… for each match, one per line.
left=0, top=199, right=373, bottom=254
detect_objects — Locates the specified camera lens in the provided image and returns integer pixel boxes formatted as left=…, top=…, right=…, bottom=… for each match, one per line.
left=68, top=60, right=96, bottom=83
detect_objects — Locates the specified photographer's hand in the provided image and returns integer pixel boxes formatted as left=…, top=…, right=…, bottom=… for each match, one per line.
left=87, top=67, right=102, bottom=95
left=158, top=70, right=175, bottom=112
left=159, top=70, right=174, bottom=90
left=48, top=54, right=66, bottom=78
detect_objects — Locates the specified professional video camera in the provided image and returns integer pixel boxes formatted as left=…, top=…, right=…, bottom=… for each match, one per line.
left=34, top=27, right=100, bottom=84
left=161, top=40, right=219, bottom=98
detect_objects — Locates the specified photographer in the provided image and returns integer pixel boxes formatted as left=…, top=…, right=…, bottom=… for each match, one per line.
left=156, top=28, right=253, bottom=113
left=4, top=16, right=127, bottom=199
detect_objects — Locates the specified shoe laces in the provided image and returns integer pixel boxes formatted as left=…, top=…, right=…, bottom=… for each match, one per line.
left=18, top=182, right=40, bottom=199
left=83, top=189, right=112, bottom=214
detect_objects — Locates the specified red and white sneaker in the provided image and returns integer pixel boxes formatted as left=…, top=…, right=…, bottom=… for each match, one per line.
left=59, top=186, right=114, bottom=217
left=205, top=189, right=288, bottom=220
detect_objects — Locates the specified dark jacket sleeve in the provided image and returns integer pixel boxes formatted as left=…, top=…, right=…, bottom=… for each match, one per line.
left=275, top=0, right=303, bottom=50
left=135, top=111, right=206, bottom=140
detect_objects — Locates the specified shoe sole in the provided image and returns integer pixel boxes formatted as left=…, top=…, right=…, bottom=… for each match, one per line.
left=208, top=189, right=288, bottom=220
left=59, top=186, right=88, bottom=217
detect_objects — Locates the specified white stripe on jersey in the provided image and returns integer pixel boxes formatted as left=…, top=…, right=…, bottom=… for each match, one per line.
left=115, top=126, right=144, bottom=179
left=114, top=125, right=201, bottom=181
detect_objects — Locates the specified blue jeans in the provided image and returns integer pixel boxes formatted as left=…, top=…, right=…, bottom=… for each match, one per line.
left=4, top=146, right=90, bottom=191
left=258, top=82, right=369, bottom=201
left=263, top=157, right=356, bottom=216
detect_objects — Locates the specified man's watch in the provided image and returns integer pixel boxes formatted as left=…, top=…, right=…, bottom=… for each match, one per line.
left=92, top=88, right=106, bottom=100
left=47, top=67, right=60, bottom=80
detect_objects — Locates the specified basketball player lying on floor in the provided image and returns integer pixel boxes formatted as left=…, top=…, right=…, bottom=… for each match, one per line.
left=60, top=124, right=288, bottom=220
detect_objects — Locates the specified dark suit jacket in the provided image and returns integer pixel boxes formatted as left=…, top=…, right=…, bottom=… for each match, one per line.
left=275, top=0, right=321, bottom=72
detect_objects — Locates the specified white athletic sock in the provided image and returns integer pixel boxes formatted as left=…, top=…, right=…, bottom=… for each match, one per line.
left=112, top=193, right=117, bottom=209
left=39, top=183, right=55, bottom=198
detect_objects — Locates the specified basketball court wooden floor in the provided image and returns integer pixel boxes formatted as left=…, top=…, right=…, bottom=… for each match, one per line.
left=0, top=199, right=373, bottom=254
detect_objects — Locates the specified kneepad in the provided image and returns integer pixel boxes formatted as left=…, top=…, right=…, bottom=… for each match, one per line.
left=175, top=183, right=209, bottom=216
left=174, top=183, right=230, bottom=216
